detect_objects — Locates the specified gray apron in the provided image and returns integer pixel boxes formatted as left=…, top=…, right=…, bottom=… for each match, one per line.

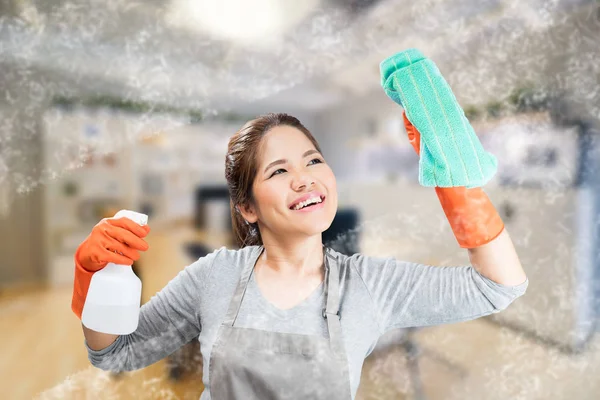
left=209, top=246, right=352, bottom=399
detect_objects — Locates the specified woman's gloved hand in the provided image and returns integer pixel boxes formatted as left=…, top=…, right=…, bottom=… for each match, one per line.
left=72, top=217, right=150, bottom=319
left=403, top=111, right=421, bottom=156
left=382, top=49, right=498, bottom=188
left=76, top=217, right=151, bottom=272
left=402, top=111, right=504, bottom=248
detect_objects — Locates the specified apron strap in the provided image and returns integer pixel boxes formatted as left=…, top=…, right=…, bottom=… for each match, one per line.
left=222, top=246, right=262, bottom=326
left=323, top=248, right=345, bottom=358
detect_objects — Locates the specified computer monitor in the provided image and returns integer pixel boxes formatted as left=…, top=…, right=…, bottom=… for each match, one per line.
left=194, top=185, right=233, bottom=232
left=322, top=208, right=360, bottom=255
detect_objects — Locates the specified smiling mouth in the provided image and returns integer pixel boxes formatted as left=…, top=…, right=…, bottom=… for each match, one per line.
left=290, top=195, right=326, bottom=211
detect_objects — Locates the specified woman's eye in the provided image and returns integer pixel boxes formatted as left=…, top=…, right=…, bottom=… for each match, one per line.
left=269, top=159, right=322, bottom=178
left=270, top=168, right=286, bottom=177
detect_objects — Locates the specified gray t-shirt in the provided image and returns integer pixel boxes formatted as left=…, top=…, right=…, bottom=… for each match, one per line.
left=86, top=245, right=528, bottom=399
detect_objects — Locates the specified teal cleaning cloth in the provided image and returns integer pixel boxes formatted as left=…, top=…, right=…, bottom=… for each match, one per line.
left=380, top=48, right=497, bottom=188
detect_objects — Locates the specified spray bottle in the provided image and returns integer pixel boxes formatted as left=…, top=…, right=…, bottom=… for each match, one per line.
left=81, top=209, right=148, bottom=335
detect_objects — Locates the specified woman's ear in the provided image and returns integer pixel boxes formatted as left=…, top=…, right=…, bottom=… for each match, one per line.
left=238, top=202, right=258, bottom=224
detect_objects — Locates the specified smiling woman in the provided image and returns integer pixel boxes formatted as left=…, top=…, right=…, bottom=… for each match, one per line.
left=78, top=111, right=528, bottom=400
left=225, top=113, right=337, bottom=248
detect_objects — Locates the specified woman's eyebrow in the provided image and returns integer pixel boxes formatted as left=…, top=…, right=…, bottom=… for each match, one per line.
left=263, top=150, right=321, bottom=174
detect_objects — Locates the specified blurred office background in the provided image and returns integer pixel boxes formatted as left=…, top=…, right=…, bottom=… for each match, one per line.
left=1, top=0, right=600, bottom=399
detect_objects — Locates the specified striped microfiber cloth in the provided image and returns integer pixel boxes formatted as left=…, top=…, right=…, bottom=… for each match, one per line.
left=380, top=48, right=497, bottom=188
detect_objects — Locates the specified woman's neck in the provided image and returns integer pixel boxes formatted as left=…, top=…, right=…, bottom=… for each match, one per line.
left=256, top=237, right=324, bottom=279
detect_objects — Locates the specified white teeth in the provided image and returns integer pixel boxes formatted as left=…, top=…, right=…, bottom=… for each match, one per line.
left=292, top=196, right=322, bottom=210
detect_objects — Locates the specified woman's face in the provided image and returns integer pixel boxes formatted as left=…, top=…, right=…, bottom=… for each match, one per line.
left=242, top=125, right=338, bottom=241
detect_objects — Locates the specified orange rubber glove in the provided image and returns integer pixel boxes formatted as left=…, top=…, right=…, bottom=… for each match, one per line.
left=403, top=111, right=504, bottom=248
left=72, top=217, right=151, bottom=319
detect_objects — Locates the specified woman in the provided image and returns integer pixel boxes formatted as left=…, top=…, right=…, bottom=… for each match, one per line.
left=72, top=113, right=528, bottom=399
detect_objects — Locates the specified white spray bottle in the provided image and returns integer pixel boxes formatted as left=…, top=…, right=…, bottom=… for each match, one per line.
left=81, top=209, right=148, bottom=335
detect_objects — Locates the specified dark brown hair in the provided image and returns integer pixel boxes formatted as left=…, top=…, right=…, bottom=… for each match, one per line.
left=225, top=113, right=322, bottom=247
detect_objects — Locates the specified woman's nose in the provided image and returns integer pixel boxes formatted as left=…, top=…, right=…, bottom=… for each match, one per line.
left=292, top=172, right=315, bottom=191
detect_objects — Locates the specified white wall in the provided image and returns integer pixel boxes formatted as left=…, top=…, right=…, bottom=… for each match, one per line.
left=0, top=104, right=47, bottom=288
left=313, top=89, right=412, bottom=182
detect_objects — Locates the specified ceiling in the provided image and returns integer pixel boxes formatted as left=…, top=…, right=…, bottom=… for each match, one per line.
left=0, top=0, right=598, bottom=206
left=0, top=0, right=598, bottom=119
